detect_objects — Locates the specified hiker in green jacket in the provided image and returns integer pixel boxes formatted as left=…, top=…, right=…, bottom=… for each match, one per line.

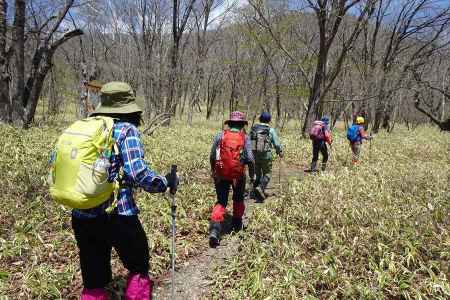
left=250, top=112, right=283, bottom=202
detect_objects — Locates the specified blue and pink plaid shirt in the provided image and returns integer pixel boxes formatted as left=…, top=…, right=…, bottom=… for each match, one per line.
left=72, top=122, right=168, bottom=219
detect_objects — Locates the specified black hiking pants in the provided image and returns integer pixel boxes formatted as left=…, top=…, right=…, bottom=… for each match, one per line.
left=72, top=214, right=150, bottom=289
left=312, top=140, right=328, bottom=165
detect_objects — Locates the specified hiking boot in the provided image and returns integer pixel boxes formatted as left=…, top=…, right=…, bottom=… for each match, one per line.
left=264, top=190, right=276, bottom=197
left=208, top=222, right=221, bottom=248
left=321, top=163, right=327, bottom=171
left=254, top=187, right=265, bottom=203
left=231, top=217, right=243, bottom=232
left=310, top=161, right=318, bottom=172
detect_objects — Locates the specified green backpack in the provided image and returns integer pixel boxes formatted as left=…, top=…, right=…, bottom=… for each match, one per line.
left=250, top=124, right=271, bottom=153
left=48, top=116, right=118, bottom=209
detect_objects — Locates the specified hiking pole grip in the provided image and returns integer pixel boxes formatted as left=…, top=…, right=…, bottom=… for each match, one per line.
left=170, top=164, right=177, bottom=179
left=170, top=165, right=178, bottom=195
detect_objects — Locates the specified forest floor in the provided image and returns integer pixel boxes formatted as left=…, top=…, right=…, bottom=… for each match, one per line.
left=0, top=121, right=448, bottom=299
left=153, top=163, right=303, bottom=299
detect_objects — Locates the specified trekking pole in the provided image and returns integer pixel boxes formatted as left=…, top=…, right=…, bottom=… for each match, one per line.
left=329, top=144, right=333, bottom=165
left=278, top=156, right=282, bottom=196
left=169, top=165, right=178, bottom=300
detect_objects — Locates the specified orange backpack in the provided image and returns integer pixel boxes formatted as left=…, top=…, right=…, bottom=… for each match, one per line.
left=214, top=130, right=245, bottom=180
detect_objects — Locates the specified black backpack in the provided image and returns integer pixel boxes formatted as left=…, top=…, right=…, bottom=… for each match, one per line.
left=250, top=124, right=271, bottom=153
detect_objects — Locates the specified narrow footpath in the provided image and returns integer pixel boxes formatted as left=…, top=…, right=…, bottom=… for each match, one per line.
left=153, top=162, right=303, bottom=299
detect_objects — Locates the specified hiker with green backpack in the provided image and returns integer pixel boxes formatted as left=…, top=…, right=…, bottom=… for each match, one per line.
left=249, top=112, right=283, bottom=202
left=209, top=111, right=255, bottom=248
left=347, top=116, right=371, bottom=164
left=48, top=82, right=178, bottom=300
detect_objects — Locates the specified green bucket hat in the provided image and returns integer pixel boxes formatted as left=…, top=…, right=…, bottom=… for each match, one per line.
left=90, top=81, right=142, bottom=116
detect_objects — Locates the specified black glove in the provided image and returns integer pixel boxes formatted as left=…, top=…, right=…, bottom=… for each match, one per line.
left=278, top=151, right=284, bottom=158
left=165, top=172, right=179, bottom=194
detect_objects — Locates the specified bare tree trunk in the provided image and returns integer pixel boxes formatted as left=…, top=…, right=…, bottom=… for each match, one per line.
left=274, top=73, right=281, bottom=127
left=441, top=71, right=447, bottom=121
left=302, top=51, right=326, bottom=135
left=0, top=0, right=82, bottom=127
left=23, top=60, right=52, bottom=127
left=373, top=74, right=387, bottom=133
left=166, top=43, right=179, bottom=122
left=47, top=68, right=60, bottom=116
left=12, top=0, right=25, bottom=123
left=144, top=55, right=154, bottom=119
left=165, top=0, right=196, bottom=125
left=298, top=0, right=374, bottom=136
left=415, top=94, right=450, bottom=131
left=263, top=64, right=269, bottom=113
left=0, top=0, right=10, bottom=122
left=206, top=70, right=221, bottom=120
left=23, top=28, right=83, bottom=127
left=79, top=63, right=89, bottom=118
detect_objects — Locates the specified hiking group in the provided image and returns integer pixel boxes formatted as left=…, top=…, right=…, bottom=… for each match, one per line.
left=208, top=111, right=283, bottom=247
left=306, top=115, right=372, bottom=172
left=48, top=81, right=372, bottom=299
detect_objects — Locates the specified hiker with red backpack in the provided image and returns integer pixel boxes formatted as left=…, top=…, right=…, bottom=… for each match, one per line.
left=250, top=112, right=283, bottom=202
left=209, top=111, right=255, bottom=247
left=347, top=116, right=372, bottom=164
left=308, top=116, right=332, bottom=172
left=49, top=82, right=178, bottom=300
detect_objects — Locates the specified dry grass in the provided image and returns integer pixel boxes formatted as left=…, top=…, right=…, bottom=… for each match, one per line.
left=0, top=120, right=448, bottom=299
left=212, top=127, right=450, bottom=299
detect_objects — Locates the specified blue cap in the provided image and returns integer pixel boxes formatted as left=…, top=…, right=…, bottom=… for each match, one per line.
left=259, top=112, right=271, bottom=123
left=321, top=116, right=329, bottom=124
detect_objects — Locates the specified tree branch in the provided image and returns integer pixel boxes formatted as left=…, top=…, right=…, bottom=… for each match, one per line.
left=413, top=93, right=448, bottom=129
left=50, top=29, right=84, bottom=53
left=45, top=0, right=76, bottom=45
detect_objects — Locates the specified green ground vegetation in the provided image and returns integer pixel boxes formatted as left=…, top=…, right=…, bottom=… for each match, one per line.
left=0, top=120, right=448, bottom=299
left=212, top=127, right=450, bottom=299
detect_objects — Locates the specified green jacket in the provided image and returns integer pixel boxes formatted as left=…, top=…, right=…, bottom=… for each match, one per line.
left=251, top=123, right=283, bottom=161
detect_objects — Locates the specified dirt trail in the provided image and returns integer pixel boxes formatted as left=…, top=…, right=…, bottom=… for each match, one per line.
left=153, top=162, right=303, bottom=299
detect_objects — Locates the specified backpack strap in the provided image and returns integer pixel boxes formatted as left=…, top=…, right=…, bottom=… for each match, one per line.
left=105, top=124, right=129, bottom=214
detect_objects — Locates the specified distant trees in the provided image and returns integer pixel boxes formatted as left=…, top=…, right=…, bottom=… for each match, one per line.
left=247, top=0, right=450, bottom=133
left=412, top=55, right=450, bottom=131
left=248, top=0, right=379, bottom=135
left=366, top=0, right=450, bottom=133
left=2, top=0, right=449, bottom=131
left=0, top=0, right=83, bottom=128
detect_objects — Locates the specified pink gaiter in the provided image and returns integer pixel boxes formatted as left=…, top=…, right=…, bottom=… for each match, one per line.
left=81, top=288, right=108, bottom=300
left=124, top=273, right=153, bottom=300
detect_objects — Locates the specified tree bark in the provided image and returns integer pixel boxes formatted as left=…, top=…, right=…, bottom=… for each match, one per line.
left=12, top=0, right=25, bottom=122
left=23, top=29, right=83, bottom=127
left=300, top=0, right=374, bottom=136
left=0, top=0, right=10, bottom=122
left=47, top=68, right=60, bottom=115
left=0, top=0, right=83, bottom=128
left=414, top=95, right=450, bottom=131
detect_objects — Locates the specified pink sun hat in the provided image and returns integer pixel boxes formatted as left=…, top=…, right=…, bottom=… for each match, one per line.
left=224, top=111, right=248, bottom=125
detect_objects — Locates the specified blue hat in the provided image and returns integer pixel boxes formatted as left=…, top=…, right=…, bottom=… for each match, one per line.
left=259, top=112, right=271, bottom=123
left=321, top=116, right=329, bottom=124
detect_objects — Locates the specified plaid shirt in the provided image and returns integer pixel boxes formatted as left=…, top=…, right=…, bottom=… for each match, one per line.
left=72, top=122, right=168, bottom=218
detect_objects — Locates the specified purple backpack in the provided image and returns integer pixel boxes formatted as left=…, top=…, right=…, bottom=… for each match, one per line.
left=309, top=121, right=325, bottom=140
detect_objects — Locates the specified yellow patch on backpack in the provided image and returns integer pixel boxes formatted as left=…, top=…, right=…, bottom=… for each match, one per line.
left=48, top=117, right=117, bottom=209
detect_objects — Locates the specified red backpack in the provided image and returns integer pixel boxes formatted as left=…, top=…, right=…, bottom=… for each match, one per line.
left=309, top=121, right=325, bottom=141
left=214, top=130, right=245, bottom=180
